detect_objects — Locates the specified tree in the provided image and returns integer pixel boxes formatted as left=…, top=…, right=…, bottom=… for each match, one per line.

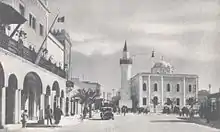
left=186, top=97, right=197, bottom=108
left=74, top=88, right=101, bottom=118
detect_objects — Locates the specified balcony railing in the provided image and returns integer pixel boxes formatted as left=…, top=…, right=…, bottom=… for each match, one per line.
left=0, top=32, right=66, bottom=78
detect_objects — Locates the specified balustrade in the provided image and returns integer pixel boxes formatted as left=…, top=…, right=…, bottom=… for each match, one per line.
left=0, top=32, right=66, bottom=78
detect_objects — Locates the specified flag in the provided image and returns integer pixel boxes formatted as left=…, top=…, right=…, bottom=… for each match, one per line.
left=57, top=16, right=65, bottom=22
left=151, top=50, right=155, bottom=58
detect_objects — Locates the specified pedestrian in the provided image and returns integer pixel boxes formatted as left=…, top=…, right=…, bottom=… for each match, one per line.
left=45, top=105, right=53, bottom=125
left=54, top=106, right=63, bottom=124
left=21, top=110, right=28, bottom=128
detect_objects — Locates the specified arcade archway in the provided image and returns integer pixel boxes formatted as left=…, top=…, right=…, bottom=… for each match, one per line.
left=22, top=72, right=42, bottom=120
left=5, top=74, right=18, bottom=124
left=52, top=81, right=60, bottom=113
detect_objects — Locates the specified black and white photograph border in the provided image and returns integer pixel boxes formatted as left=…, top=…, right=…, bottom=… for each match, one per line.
left=0, top=0, right=220, bottom=131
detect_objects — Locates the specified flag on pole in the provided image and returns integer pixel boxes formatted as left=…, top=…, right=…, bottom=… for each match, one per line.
left=57, top=16, right=65, bottom=22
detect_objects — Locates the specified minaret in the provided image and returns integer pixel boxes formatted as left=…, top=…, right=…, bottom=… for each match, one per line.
left=119, top=40, right=132, bottom=108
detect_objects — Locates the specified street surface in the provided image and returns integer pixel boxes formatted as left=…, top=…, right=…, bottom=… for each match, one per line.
left=11, top=113, right=220, bottom=132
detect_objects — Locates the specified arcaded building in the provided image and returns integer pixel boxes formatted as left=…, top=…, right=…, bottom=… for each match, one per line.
left=130, top=60, right=199, bottom=110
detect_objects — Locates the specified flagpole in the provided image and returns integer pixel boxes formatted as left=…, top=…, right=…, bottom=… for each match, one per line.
left=34, top=13, right=59, bottom=64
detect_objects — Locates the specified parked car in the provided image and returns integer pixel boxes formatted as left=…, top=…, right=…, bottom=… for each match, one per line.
left=100, top=107, right=114, bottom=120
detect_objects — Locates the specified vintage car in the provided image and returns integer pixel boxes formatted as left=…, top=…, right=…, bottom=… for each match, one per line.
left=100, top=107, right=114, bottom=120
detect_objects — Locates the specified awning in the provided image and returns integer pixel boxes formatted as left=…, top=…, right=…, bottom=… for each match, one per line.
left=0, top=1, right=26, bottom=24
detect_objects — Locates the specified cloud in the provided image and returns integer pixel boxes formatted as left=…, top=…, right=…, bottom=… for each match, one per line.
left=49, top=0, right=220, bottom=92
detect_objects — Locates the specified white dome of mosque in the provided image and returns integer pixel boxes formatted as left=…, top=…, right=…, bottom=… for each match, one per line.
left=151, top=60, right=174, bottom=74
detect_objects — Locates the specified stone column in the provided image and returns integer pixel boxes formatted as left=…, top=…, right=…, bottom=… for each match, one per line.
left=161, top=76, right=164, bottom=107
left=57, top=97, right=60, bottom=107
left=61, top=98, right=65, bottom=114
left=148, top=75, right=151, bottom=106
left=139, top=75, right=143, bottom=107
left=14, top=89, right=19, bottom=123
left=38, top=94, right=45, bottom=124
left=68, top=99, right=71, bottom=116
left=195, top=77, right=199, bottom=101
left=48, top=95, right=51, bottom=107
left=18, top=90, right=21, bottom=123
left=76, top=100, right=78, bottom=114
left=183, top=77, right=186, bottom=106
left=33, top=95, right=37, bottom=120
left=70, top=100, right=73, bottom=116
left=0, top=87, right=6, bottom=128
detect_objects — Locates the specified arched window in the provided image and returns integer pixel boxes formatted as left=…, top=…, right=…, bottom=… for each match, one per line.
left=154, top=83, right=158, bottom=91
left=177, top=84, right=180, bottom=92
left=167, top=84, right=171, bottom=92
left=189, top=85, right=192, bottom=92
left=143, top=83, right=147, bottom=91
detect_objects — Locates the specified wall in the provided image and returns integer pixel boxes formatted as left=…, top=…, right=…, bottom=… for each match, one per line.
left=47, top=33, right=64, bottom=69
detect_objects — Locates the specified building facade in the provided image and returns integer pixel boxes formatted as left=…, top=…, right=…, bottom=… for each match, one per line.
left=65, top=78, right=102, bottom=116
left=131, top=61, right=199, bottom=110
left=0, top=0, right=69, bottom=128
left=3, top=0, right=49, bottom=51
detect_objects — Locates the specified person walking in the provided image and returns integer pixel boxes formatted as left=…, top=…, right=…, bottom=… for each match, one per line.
left=45, top=105, right=53, bottom=125
left=21, top=110, right=28, bottom=128
left=54, top=106, right=63, bottom=124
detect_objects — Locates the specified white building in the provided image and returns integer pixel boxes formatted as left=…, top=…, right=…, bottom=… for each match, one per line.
left=0, top=0, right=71, bottom=129
left=130, top=59, right=199, bottom=111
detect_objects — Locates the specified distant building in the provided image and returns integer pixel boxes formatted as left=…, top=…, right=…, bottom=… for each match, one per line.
left=200, top=92, right=220, bottom=120
left=198, top=90, right=210, bottom=104
left=131, top=61, right=199, bottom=110
left=66, top=78, right=102, bottom=116
left=51, top=29, right=72, bottom=80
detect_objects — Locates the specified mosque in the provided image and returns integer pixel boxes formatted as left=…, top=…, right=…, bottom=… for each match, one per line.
left=119, top=41, right=199, bottom=111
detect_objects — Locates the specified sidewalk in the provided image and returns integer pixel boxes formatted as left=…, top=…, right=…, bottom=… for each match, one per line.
left=0, top=115, right=84, bottom=132
left=59, top=115, right=83, bottom=126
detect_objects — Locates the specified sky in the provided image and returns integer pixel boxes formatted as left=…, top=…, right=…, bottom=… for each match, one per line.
left=49, top=0, right=220, bottom=93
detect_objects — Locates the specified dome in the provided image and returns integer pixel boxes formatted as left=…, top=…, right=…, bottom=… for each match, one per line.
left=153, top=61, right=171, bottom=68
left=151, top=61, right=174, bottom=74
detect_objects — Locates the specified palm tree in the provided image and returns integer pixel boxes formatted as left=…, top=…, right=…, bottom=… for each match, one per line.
left=74, top=88, right=101, bottom=118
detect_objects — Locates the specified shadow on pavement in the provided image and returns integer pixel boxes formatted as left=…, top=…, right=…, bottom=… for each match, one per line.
left=177, top=117, right=220, bottom=130
left=26, top=123, right=62, bottom=128
left=89, top=118, right=103, bottom=121
left=151, top=120, right=189, bottom=123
